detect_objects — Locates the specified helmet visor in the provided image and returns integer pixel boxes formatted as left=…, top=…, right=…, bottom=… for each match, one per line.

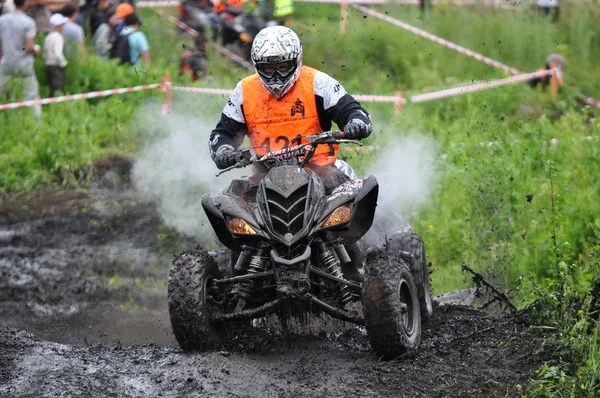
left=256, top=60, right=296, bottom=78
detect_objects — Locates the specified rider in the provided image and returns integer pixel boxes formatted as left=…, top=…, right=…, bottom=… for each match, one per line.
left=209, top=26, right=373, bottom=194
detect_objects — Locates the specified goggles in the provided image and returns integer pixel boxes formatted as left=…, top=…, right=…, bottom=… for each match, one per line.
left=256, top=61, right=295, bottom=78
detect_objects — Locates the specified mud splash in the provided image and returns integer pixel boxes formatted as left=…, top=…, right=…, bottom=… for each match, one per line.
left=0, top=188, right=549, bottom=397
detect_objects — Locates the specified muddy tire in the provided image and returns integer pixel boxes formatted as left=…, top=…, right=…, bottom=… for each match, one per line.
left=391, top=233, right=433, bottom=322
left=168, top=250, right=223, bottom=351
left=362, top=252, right=421, bottom=358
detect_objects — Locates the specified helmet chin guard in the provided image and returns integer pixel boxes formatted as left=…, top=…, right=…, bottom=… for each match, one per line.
left=251, top=26, right=303, bottom=99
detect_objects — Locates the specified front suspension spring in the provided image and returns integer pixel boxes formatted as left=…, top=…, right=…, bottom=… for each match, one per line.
left=238, top=250, right=266, bottom=300
left=320, top=248, right=352, bottom=304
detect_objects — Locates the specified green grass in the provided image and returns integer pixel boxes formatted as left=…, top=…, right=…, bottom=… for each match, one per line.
left=1, top=2, right=599, bottom=296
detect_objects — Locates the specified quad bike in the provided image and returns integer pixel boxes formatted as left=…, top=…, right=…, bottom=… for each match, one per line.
left=219, top=13, right=280, bottom=61
left=177, top=0, right=219, bottom=38
left=168, top=131, right=432, bottom=358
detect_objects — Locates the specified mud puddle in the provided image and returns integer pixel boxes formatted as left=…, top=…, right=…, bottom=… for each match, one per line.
left=0, top=188, right=550, bottom=397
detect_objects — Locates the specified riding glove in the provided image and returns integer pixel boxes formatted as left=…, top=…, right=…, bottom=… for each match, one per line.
left=343, top=118, right=373, bottom=140
left=213, top=145, right=242, bottom=169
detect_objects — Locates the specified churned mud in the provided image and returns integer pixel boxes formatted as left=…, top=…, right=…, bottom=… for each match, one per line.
left=0, top=186, right=550, bottom=397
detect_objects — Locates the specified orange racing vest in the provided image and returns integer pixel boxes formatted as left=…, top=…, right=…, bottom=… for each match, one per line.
left=241, top=66, right=338, bottom=166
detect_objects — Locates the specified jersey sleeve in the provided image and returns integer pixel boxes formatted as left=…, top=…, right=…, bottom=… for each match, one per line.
left=26, top=18, right=37, bottom=39
left=313, top=71, right=372, bottom=132
left=209, top=81, right=248, bottom=156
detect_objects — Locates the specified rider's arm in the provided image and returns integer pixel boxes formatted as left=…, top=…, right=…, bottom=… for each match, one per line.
left=313, top=71, right=372, bottom=134
left=209, top=81, right=248, bottom=156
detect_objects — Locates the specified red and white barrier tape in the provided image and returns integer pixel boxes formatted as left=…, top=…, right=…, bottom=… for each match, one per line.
left=582, top=96, right=600, bottom=109
left=352, top=4, right=600, bottom=109
left=171, top=86, right=233, bottom=95
left=170, top=69, right=555, bottom=105
left=411, top=69, right=557, bottom=103
left=0, top=83, right=162, bottom=111
left=354, top=94, right=405, bottom=104
left=137, top=0, right=178, bottom=7
left=137, top=0, right=532, bottom=7
left=352, top=4, right=521, bottom=75
left=170, top=85, right=408, bottom=103
left=153, top=9, right=254, bottom=70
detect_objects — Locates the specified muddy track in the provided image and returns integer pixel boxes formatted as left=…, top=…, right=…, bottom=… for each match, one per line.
left=0, top=188, right=549, bottom=397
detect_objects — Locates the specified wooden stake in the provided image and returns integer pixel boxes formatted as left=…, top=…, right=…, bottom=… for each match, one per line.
left=549, top=64, right=559, bottom=101
left=394, top=91, right=404, bottom=115
left=340, top=2, right=348, bottom=36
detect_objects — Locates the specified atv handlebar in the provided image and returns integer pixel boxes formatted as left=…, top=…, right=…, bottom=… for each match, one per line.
left=215, top=131, right=362, bottom=176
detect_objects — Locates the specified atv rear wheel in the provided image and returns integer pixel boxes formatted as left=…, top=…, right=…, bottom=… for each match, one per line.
left=362, top=251, right=421, bottom=358
left=390, top=233, right=433, bottom=321
left=168, top=250, right=223, bottom=351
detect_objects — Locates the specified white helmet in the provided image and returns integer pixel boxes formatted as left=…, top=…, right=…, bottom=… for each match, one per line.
left=251, top=26, right=303, bottom=99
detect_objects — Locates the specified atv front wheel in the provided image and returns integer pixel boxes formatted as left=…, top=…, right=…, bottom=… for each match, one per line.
left=362, top=251, right=421, bottom=358
left=392, top=233, right=433, bottom=321
left=168, top=250, right=223, bottom=351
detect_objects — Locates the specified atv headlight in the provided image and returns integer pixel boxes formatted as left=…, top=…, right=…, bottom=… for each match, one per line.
left=228, top=217, right=257, bottom=235
left=239, top=33, right=252, bottom=43
left=323, top=205, right=352, bottom=228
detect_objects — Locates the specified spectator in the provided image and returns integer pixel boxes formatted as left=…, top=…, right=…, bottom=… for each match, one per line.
left=258, top=0, right=294, bottom=25
left=113, top=2, right=132, bottom=34
left=92, top=6, right=115, bottom=59
left=26, top=0, right=70, bottom=34
left=537, top=0, right=559, bottom=21
left=528, top=54, right=565, bottom=90
left=61, top=4, right=87, bottom=62
left=43, top=13, right=68, bottom=96
left=90, top=0, right=109, bottom=35
left=0, top=0, right=42, bottom=117
left=113, top=12, right=149, bottom=67
left=1, top=0, right=16, bottom=14
left=179, top=32, right=208, bottom=82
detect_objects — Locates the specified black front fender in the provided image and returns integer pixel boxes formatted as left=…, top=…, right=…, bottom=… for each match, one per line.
left=316, top=176, right=379, bottom=245
left=202, top=193, right=267, bottom=250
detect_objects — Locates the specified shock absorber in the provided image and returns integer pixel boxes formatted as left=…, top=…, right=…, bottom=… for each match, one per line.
left=238, top=248, right=267, bottom=300
left=318, top=242, right=352, bottom=304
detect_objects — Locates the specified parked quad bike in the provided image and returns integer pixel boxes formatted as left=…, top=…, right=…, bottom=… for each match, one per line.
left=168, top=131, right=432, bottom=358
left=220, top=13, right=280, bottom=61
left=177, top=0, right=219, bottom=38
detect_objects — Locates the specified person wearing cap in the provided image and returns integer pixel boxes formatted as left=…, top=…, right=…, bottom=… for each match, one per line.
left=60, top=4, right=87, bottom=62
left=43, top=13, right=68, bottom=96
left=0, top=0, right=42, bottom=117
left=112, top=2, right=132, bottom=34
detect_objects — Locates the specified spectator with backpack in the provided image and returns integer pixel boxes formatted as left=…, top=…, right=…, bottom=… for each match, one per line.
left=110, top=12, right=149, bottom=68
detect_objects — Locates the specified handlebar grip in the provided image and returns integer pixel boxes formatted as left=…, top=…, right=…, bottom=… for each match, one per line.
left=331, top=131, right=345, bottom=139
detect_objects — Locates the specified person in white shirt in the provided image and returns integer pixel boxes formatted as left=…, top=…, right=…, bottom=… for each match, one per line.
left=43, top=13, right=68, bottom=96
left=537, top=0, right=560, bottom=21
left=0, top=0, right=42, bottom=117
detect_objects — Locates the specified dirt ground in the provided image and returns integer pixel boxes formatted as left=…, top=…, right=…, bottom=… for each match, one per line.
left=0, top=187, right=550, bottom=397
